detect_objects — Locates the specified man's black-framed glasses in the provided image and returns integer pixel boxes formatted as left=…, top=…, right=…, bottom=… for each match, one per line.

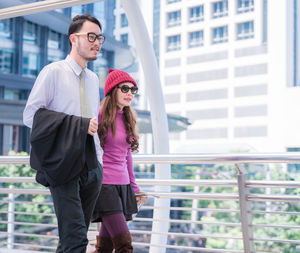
left=73, top=32, right=105, bottom=44
left=117, top=85, right=138, bottom=94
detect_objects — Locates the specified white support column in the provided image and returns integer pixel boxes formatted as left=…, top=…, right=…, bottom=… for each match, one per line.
left=235, top=164, right=255, bottom=253
left=7, top=185, right=15, bottom=249
left=120, top=1, right=171, bottom=252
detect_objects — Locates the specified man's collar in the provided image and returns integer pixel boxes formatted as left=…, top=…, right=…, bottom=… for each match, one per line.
left=65, top=55, right=86, bottom=76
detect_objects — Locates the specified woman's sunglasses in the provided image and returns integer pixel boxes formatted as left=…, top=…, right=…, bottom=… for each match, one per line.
left=117, top=85, right=138, bottom=94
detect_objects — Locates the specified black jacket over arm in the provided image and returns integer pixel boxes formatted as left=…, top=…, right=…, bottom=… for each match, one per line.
left=30, top=108, right=98, bottom=187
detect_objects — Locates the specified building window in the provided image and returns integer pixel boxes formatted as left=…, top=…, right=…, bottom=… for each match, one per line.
left=212, top=26, right=228, bottom=44
left=23, top=21, right=38, bottom=45
left=121, top=13, right=128, bottom=27
left=23, top=52, right=40, bottom=78
left=188, top=31, right=204, bottom=48
left=121, top=33, right=128, bottom=44
left=0, top=19, right=12, bottom=39
left=48, top=30, right=64, bottom=64
left=212, top=0, right=228, bottom=18
left=48, top=30, right=62, bottom=50
left=0, top=49, right=14, bottom=74
left=237, top=21, right=254, bottom=40
left=167, top=0, right=181, bottom=4
left=4, top=88, right=19, bottom=100
left=167, top=10, right=181, bottom=27
left=167, top=35, right=181, bottom=51
left=3, top=88, right=27, bottom=100
left=189, top=6, right=204, bottom=23
left=2, top=125, right=20, bottom=155
left=237, top=0, right=254, bottom=13
left=23, top=21, right=40, bottom=77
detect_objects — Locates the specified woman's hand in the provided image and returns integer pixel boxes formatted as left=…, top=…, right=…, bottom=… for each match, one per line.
left=135, top=191, right=148, bottom=204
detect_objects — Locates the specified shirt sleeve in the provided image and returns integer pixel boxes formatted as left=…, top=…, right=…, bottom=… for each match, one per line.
left=127, top=148, right=140, bottom=193
left=23, top=66, right=55, bottom=128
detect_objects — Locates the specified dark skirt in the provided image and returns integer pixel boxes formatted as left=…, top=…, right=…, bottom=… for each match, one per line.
left=92, top=184, right=138, bottom=222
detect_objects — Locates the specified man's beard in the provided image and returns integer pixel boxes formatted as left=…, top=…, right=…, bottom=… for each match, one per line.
left=77, top=43, right=99, bottom=61
left=86, top=55, right=97, bottom=61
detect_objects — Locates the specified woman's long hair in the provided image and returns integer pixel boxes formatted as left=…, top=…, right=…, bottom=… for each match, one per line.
left=97, top=87, right=139, bottom=152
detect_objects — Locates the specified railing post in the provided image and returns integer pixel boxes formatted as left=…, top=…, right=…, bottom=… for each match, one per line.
left=191, top=166, right=201, bottom=231
left=7, top=185, right=15, bottom=249
left=235, top=164, right=255, bottom=253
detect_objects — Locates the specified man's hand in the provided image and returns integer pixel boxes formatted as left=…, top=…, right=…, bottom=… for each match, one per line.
left=88, top=117, right=98, bottom=136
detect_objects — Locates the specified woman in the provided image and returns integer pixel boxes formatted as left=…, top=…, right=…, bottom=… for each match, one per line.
left=92, top=69, right=146, bottom=253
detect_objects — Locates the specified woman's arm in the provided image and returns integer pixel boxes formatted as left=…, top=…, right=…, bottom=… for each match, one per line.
left=126, top=149, right=140, bottom=193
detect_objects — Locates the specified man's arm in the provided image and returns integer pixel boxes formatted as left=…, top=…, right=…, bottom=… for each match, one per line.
left=23, top=66, right=55, bottom=128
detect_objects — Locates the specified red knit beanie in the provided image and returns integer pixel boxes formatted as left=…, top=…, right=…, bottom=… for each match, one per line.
left=104, top=69, right=138, bottom=96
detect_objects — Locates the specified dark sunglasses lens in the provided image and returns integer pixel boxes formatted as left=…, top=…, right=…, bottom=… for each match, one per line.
left=121, top=86, right=130, bottom=93
left=120, top=85, right=138, bottom=94
left=131, top=87, right=138, bottom=94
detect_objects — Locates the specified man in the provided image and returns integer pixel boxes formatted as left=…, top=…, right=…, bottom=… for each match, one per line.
left=23, top=14, right=104, bottom=252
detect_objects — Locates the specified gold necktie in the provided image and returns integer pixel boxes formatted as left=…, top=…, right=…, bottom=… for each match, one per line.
left=80, top=70, right=92, bottom=118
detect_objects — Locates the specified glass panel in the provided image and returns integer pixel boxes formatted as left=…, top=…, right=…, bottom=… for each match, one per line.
left=189, top=31, right=204, bottom=48
left=0, top=49, right=14, bottom=74
left=237, top=21, right=254, bottom=40
left=2, top=125, right=19, bottom=155
left=167, top=11, right=181, bottom=27
left=167, top=35, right=181, bottom=51
left=94, top=2, right=105, bottom=20
left=48, top=30, right=62, bottom=49
left=189, top=6, right=204, bottom=23
left=0, top=19, right=12, bottom=39
left=23, top=52, right=40, bottom=78
left=237, top=0, right=254, bottom=13
left=121, top=13, right=128, bottom=27
left=121, top=34, right=128, bottom=44
left=93, top=52, right=107, bottom=79
left=71, top=5, right=84, bottom=18
left=4, top=88, right=19, bottom=100
left=212, top=26, right=228, bottom=44
left=23, top=21, right=38, bottom=44
left=47, top=53, right=64, bottom=64
left=212, top=0, right=228, bottom=18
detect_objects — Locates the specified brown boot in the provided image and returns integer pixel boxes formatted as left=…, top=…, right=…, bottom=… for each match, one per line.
left=94, top=235, right=114, bottom=253
left=112, top=231, right=133, bottom=253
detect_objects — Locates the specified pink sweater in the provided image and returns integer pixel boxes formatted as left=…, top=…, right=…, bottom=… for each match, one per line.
left=99, top=110, right=140, bottom=193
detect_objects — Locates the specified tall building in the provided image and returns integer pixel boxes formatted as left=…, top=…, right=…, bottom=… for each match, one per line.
left=147, top=0, right=300, bottom=154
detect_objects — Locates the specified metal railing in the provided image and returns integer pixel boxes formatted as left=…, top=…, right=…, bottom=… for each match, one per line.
left=0, top=154, right=300, bottom=253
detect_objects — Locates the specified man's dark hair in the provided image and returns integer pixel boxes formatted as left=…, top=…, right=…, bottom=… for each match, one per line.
left=68, top=14, right=102, bottom=47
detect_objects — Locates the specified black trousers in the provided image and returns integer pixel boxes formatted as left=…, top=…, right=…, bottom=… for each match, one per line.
left=50, top=164, right=102, bottom=253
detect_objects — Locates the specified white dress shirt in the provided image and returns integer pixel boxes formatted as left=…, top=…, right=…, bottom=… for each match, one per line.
left=23, top=55, right=103, bottom=164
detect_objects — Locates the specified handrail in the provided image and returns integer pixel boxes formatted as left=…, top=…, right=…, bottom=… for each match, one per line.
left=1, top=152, right=300, bottom=164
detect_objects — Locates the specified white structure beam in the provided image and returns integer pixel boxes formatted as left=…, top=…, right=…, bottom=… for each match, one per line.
left=120, top=1, right=170, bottom=252
left=0, top=0, right=100, bottom=20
